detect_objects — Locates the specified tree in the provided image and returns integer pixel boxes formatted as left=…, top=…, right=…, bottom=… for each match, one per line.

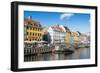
left=43, top=33, right=51, bottom=44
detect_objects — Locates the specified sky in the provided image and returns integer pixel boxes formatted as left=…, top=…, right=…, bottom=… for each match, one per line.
left=24, top=11, right=90, bottom=33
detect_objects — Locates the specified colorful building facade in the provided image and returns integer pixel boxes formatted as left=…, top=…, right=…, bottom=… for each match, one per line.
left=65, top=31, right=80, bottom=48
left=47, top=25, right=70, bottom=45
left=24, top=16, right=43, bottom=42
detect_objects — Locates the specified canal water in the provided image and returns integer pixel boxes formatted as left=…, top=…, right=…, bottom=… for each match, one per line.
left=24, top=48, right=90, bottom=62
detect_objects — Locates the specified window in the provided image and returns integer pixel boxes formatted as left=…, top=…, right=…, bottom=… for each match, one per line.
left=26, top=32, right=28, bottom=35
left=33, top=28, right=34, bottom=30
left=26, top=26, right=29, bottom=29
left=38, top=28, right=40, bottom=31
left=35, top=28, right=37, bottom=31
left=26, top=38, right=28, bottom=41
left=30, top=32, right=31, bottom=35
left=30, top=27, right=32, bottom=30
left=31, top=38, right=33, bottom=41
left=28, top=32, right=30, bottom=35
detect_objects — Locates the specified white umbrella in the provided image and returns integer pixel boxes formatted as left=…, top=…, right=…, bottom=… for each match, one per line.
left=24, top=41, right=32, bottom=43
left=24, top=41, right=39, bottom=43
left=31, top=40, right=38, bottom=43
left=40, top=40, right=47, bottom=43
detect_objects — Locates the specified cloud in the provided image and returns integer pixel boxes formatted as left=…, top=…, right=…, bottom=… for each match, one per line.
left=60, top=13, right=74, bottom=20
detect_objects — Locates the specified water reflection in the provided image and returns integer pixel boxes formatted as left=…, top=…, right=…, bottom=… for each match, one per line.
left=24, top=48, right=90, bottom=62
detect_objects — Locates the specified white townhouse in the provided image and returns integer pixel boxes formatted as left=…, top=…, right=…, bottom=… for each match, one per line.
left=47, top=25, right=70, bottom=45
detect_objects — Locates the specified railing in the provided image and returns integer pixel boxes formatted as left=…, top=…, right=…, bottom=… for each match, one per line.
left=24, top=45, right=55, bottom=55
left=24, top=43, right=75, bottom=56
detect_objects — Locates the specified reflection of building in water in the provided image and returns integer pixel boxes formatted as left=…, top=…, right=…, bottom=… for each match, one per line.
left=24, top=16, right=43, bottom=42
left=24, top=48, right=90, bottom=62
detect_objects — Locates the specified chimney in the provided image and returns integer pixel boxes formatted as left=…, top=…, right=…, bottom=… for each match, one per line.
left=28, top=16, right=32, bottom=20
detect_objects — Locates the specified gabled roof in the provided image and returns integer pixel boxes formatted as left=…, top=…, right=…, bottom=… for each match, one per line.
left=64, top=26, right=70, bottom=32
left=24, top=17, right=42, bottom=27
left=51, top=26, right=65, bottom=32
left=77, top=31, right=81, bottom=35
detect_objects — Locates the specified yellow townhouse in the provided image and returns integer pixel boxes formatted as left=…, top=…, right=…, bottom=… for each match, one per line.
left=24, top=16, right=43, bottom=42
